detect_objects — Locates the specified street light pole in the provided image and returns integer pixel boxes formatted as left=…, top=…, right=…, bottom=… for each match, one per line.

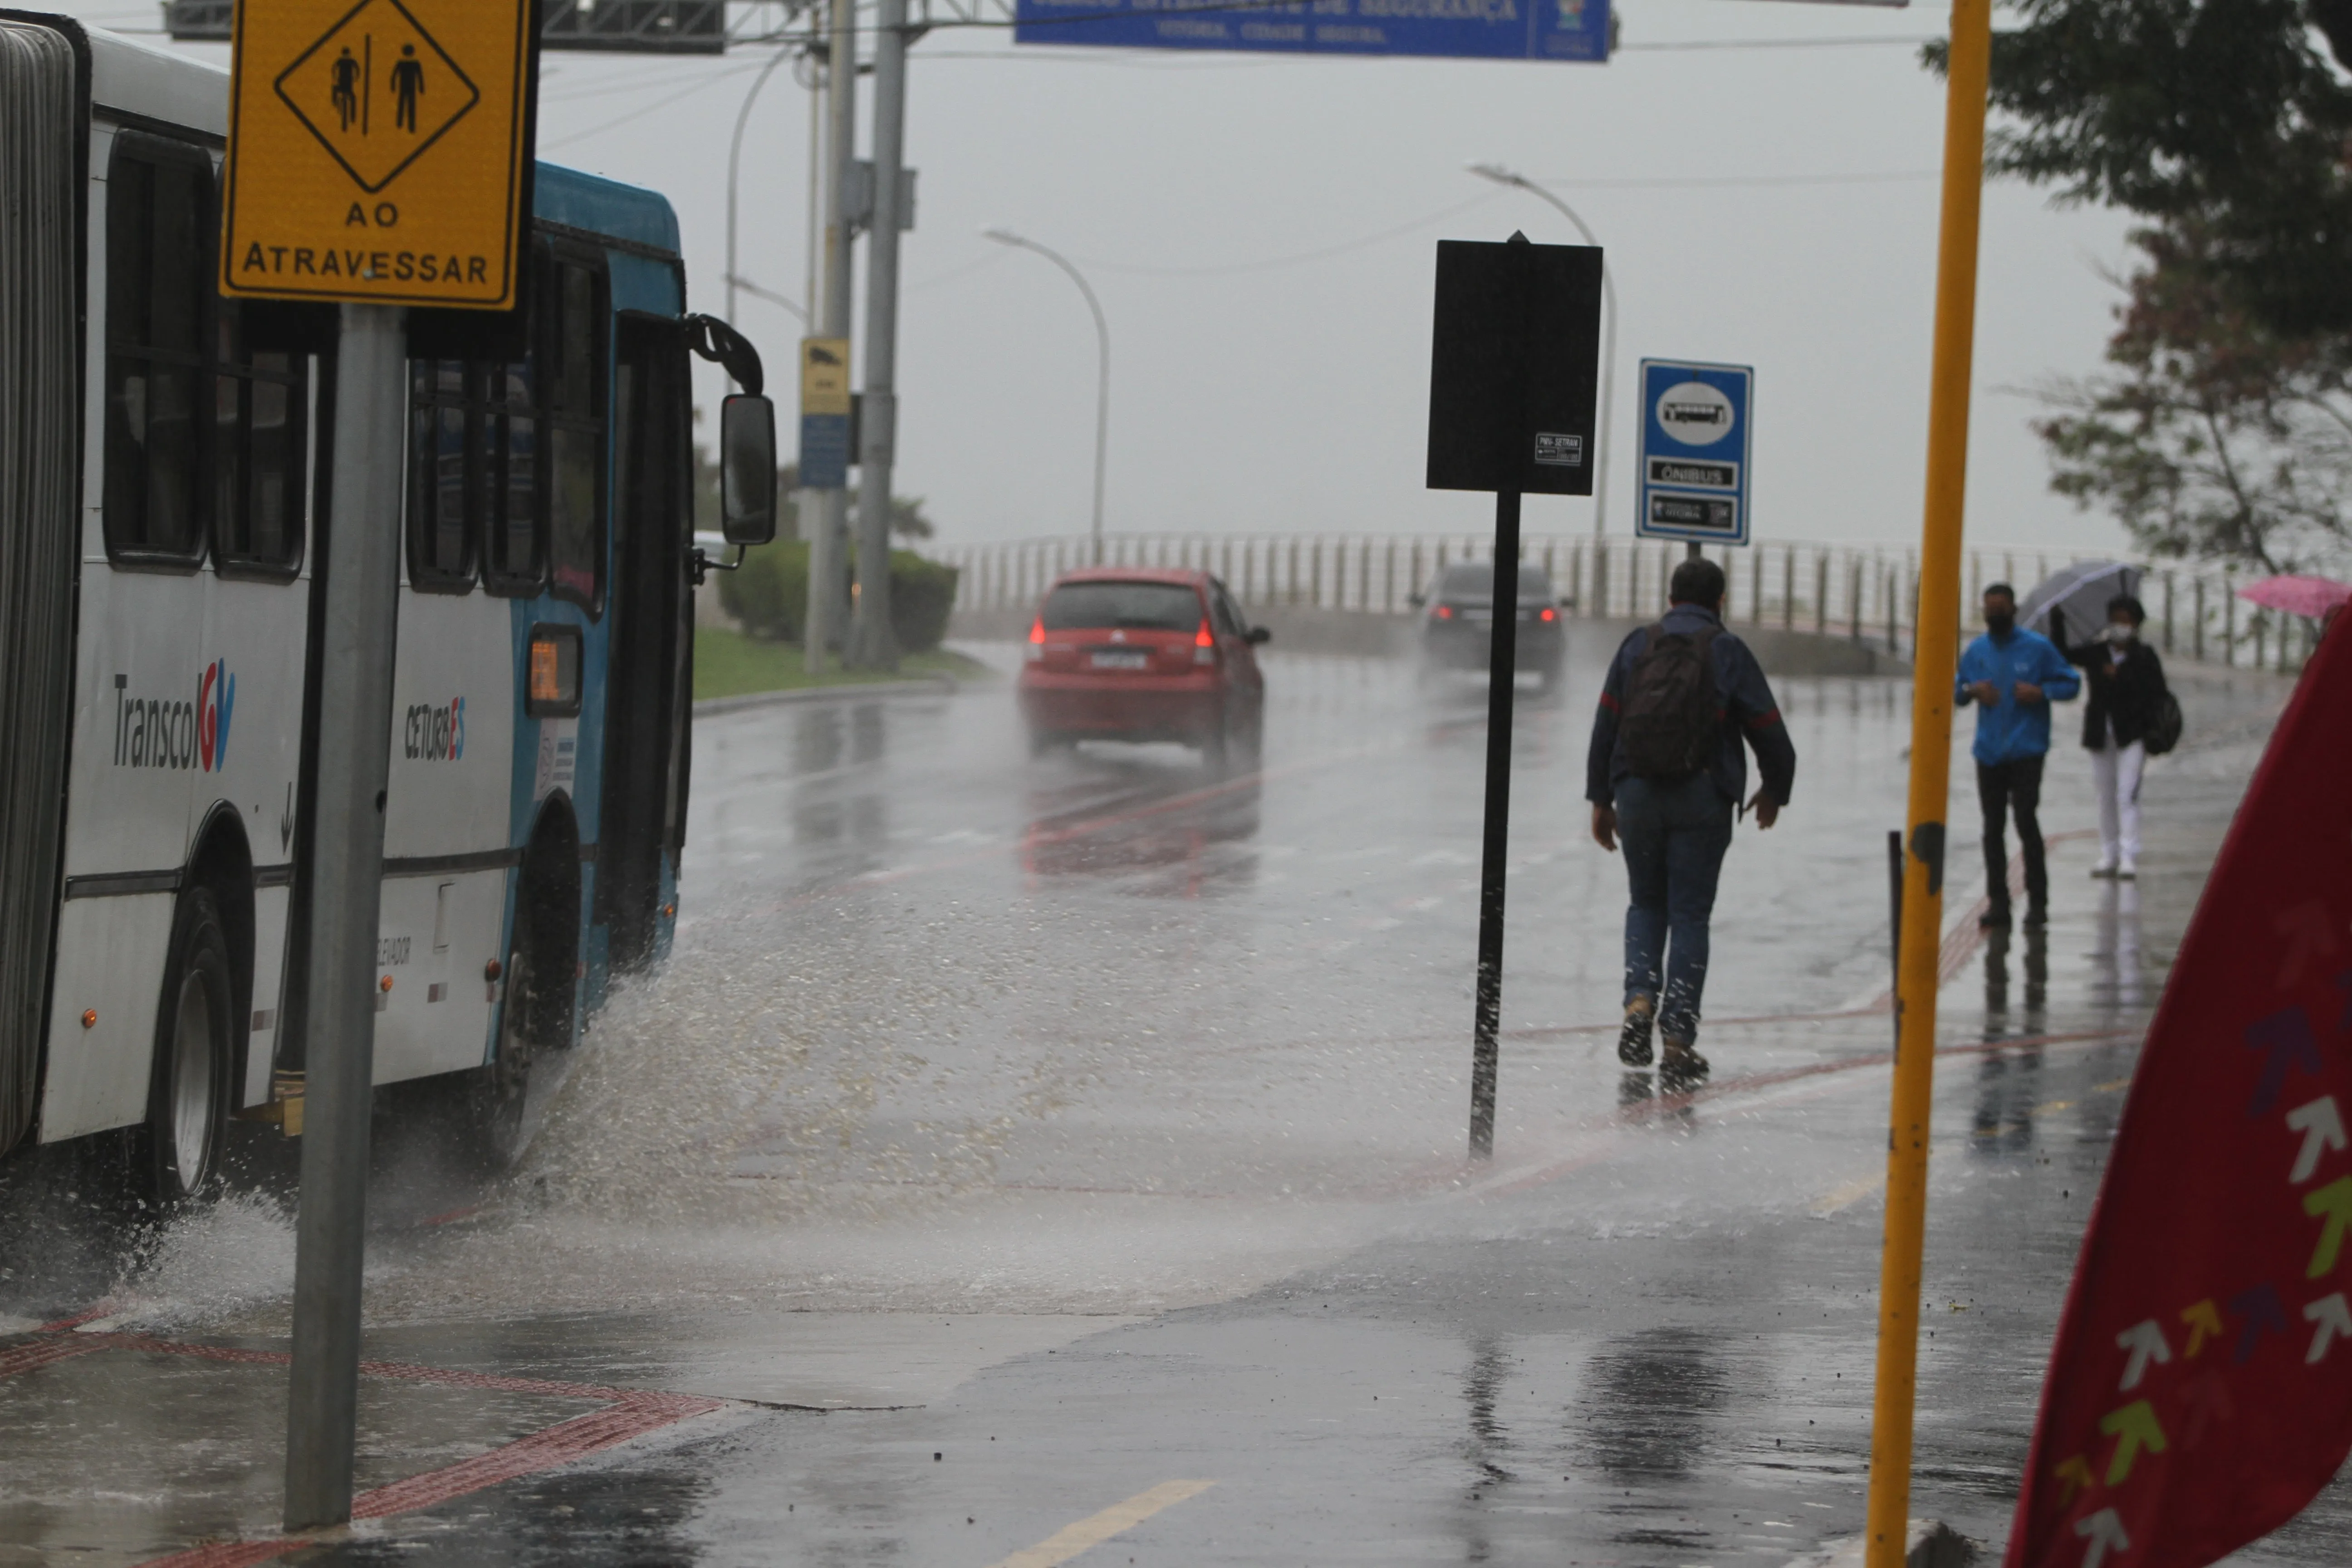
left=1469, top=164, right=1617, bottom=539
left=983, top=228, right=1109, bottom=564
left=724, top=43, right=794, bottom=328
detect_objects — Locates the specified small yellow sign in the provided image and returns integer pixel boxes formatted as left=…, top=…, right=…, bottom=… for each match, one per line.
left=801, top=338, right=853, bottom=416
left=221, top=0, right=533, bottom=309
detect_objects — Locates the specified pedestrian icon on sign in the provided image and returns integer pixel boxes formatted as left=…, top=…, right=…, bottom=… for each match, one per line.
left=392, top=44, right=425, bottom=132
left=331, top=47, right=360, bottom=132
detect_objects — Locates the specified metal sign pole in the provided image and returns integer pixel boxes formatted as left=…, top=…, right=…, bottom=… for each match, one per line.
left=848, top=0, right=908, bottom=670
left=804, top=0, right=858, bottom=676
left=1468, top=486, right=1522, bottom=1160
left=284, top=302, right=407, bottom=1531
left=1863, top=0, right=1993, bottom=1559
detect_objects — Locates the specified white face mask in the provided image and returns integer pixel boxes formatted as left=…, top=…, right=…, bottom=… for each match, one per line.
left=2100, top=622, right=2136, bottom=645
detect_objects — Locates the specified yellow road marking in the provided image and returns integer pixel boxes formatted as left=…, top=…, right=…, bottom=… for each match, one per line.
left=1812, top=1173, right=1886, bottom=1216
left=985, top=1480, right=1216, bottom=1568
left=2095, top=1078, right=2132, bottom=1093
left=2035, top=1099, right=2074, bottom=1115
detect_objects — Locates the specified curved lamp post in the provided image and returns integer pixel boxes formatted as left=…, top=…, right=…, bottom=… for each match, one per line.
left=983, top=227, right=1109, bottom=563
left=725, top=43, right=802, bottom=327
left=1468, top=163, right=1617, bottom=539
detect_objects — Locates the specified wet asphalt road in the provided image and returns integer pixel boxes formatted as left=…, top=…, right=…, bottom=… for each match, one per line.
left=2, top=631, right=2341, bottom=1568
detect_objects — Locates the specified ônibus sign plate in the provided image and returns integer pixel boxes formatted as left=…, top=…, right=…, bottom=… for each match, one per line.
left=1635, top=358, right=1753, bottom=546
left=221, top=0, right=534, bottom=309
left=1014, top=0, right=1608, bottom=62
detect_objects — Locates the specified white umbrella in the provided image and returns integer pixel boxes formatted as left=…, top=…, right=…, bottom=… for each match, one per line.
left=2018, top=560, right=2141, bottom=650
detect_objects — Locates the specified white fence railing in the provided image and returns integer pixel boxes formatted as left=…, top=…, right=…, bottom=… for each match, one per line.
left=935, top=533, right=2319, bottom=671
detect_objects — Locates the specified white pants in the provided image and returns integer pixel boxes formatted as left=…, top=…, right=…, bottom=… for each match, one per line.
left=2090, top=734, right=2145, bottom=864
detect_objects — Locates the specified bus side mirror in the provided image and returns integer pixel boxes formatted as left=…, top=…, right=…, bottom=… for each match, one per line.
left=720, top=394, right=777, bottom=547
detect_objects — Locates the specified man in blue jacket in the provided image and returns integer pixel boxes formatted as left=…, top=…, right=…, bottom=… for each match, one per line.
left=1956, top=583, right=2080, bottom=929
left=1587, top=557, right=1797, bottom=1088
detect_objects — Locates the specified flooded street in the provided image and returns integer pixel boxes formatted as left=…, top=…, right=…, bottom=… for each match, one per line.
left=1, top=637, right=2332, bottom=1567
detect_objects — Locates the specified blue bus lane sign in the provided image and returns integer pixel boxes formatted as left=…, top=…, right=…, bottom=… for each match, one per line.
left=1013, top=0, right=1609, bottom=62
left=1636, top=358, right=1752, bottom=546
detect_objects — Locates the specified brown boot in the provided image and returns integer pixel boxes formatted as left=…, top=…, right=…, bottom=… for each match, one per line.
left=1617, top=996, right=1656, bottom=1067
left=1659, top=1038, right=1710, bottom=1089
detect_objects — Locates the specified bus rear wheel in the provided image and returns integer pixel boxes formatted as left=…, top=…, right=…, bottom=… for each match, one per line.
left=137, top=887, right=235, bottom=1205
left=469, top=892, right=561, bottom=1171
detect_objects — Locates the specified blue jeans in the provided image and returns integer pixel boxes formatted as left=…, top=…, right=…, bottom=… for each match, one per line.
left=1616, top=772, right=1735, bottom=1045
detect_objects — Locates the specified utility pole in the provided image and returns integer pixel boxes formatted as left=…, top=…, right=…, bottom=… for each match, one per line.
left=804, top=0, right=858, bottom=674
left=283, top=301, right=405, bottom=1530
left=848, top=0, right=909, bottom=669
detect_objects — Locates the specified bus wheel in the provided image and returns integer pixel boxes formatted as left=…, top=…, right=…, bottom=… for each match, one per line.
left=138, top=887, right=235, bottom=1204
left=471, top=908, right=546, bottom=1169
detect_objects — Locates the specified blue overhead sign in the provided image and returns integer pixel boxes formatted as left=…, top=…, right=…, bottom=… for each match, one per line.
left=1013, top=0, right=1608, bottom=61
left=1635, top=358, right=1753, bottom=546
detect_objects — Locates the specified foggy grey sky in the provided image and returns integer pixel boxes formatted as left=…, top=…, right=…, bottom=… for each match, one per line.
left=72, top=0, right=2138, bottom=555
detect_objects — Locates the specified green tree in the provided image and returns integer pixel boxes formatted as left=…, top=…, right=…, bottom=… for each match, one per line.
left=2037, top=222, right=2352, bottom=573
left=1932, top=0, right=2352, bottom=336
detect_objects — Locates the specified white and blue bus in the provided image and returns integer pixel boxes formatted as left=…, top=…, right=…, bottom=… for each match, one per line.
left=0, top=15, right=774, bottom=1200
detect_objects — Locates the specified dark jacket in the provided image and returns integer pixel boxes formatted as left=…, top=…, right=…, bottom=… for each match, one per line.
left=2063, top=633, right=2169, bottom=749
left=1585, top=604, right=1797, bottom=808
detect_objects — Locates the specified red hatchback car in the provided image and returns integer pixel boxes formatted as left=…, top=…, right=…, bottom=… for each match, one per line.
left=1019, top=568, right=1270, bottom=761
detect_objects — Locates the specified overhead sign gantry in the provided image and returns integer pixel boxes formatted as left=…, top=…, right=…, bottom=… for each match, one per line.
left=1014, top=0, right=1610, bottom=61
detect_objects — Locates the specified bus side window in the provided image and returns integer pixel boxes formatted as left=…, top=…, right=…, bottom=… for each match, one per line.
left=103, top=132, right=212, bottom=567
left=406, top=360, right=479, bottom=592
left=482, top=361, right=544, bottom=595
left=543, top=255, right=606, bottom=616
left=211, top=301, right=309, bottom=578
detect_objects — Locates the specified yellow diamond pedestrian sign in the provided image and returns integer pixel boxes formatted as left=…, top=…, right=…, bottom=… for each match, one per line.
left=222, top=0, right=533, bottom=309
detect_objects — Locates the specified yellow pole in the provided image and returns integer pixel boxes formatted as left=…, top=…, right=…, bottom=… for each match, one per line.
left=1865, top=1, right=1991, bottom=1563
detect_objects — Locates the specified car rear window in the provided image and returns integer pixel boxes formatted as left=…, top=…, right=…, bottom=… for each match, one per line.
left=1042, top=581, right=1202, bottom=632
left=1437, top=563, right=1554, bottom=600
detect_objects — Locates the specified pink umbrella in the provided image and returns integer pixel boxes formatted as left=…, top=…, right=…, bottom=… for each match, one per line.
left=2236, top=574, right=2352, bottom=619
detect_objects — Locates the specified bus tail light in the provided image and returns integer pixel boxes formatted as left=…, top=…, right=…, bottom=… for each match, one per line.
left=526, top=624, right=583, bottom=716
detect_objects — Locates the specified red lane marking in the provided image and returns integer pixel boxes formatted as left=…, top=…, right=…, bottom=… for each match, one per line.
left=418, top=1203, right=485, bottom=1227
left=0, top=1334, right=114, bottom=1379
left=35, top=1302, right=117, bottom=1333
left=132, top=1392, right=725, bottom=1568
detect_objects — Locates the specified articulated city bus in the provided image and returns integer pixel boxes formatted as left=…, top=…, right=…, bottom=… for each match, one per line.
left=0, top=15, right=773, bottom=1200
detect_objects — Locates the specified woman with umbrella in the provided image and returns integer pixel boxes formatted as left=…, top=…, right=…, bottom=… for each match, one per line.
left=2059, top=593, right=2171, bottom=879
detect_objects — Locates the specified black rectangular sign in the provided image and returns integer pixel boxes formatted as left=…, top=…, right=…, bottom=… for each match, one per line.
left=1425, top=238, right=1604, bottom=496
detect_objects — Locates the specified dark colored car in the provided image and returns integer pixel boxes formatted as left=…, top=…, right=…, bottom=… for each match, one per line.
left=1414, top=561, right=1568, bottom=691
left=1019, top=569, right=1270, bottom=762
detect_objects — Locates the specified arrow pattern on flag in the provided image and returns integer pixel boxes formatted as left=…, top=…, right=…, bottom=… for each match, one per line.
left=2176, top=1298, right=2223, bottom=1359
left=2073, top=1509, right=2130, bottom=1568
left=2114, top=1321, right=2171, bottom=1392
left=2244, top=1007, right=2323, bottom=1118
left=2287, top=1097, right=2348, bottom=1185
left=2303, top=1178, right=2352, bottom=1278
left=2302, top=1293, right=2352, bottom=1363
left=2098, top=1401, right=2167, bottom=1486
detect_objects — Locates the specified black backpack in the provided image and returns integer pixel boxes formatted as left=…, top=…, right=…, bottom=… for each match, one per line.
left=1620, top=623, right=1722, bottom=780
left=2144, top=689, right=2184, bottom=757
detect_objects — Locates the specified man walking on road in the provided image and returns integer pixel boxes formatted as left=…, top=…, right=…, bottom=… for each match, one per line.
left=1587, top=556, right=1796, bottom=1089
left=1958, top=583, right=2079, bottom=929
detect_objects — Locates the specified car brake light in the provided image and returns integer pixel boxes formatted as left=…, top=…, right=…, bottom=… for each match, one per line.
left=1025, top=615, right=1045, bottom=662
left=1540, top=607, right=1557, bottom=622
left=1195, top=619, right=1217, bottom=665
left=1435, top=605, right=1454, bottom=620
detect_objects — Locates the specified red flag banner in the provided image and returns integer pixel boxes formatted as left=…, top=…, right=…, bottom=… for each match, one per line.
left=2008, top=616, right=2352, bottom=1568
